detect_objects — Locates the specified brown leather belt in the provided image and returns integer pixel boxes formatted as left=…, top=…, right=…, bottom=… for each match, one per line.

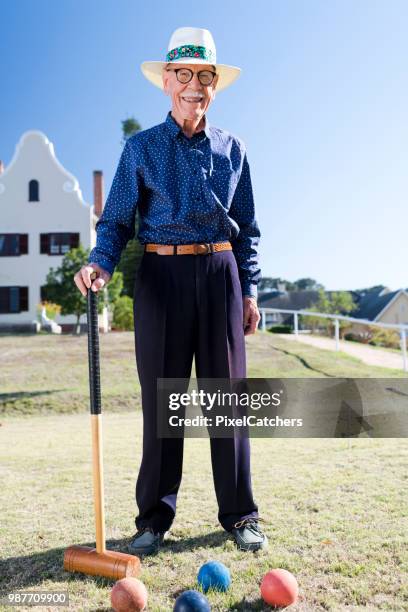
left=144, top=241, right=232, bottom=255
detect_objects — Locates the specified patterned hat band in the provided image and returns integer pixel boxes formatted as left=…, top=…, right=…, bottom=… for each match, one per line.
left=166, top=44, right=216, bottom=64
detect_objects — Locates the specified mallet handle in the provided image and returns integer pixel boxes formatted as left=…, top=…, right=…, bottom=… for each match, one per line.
left=87, top=272, right=106, bottom=554
left=87, top=273, right=101, bottom=415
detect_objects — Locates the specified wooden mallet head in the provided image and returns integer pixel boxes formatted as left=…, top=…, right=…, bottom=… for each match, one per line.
left=64, top=544, right=140, bottom=580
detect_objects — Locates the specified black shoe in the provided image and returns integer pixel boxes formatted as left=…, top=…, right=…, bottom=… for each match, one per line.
left=231, top=517, right=268, bottom=552
left=128, top=526, right=166, bottom=556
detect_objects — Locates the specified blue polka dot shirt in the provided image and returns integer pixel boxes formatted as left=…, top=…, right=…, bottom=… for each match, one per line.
left=88, top=111, right=261, bottom=298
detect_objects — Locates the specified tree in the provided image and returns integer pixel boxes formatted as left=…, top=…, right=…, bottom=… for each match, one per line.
left=326, top=291, right=358, bottom=338
left=301, top=288, right=331, bottom=332
left=44, top=246, right=94, bottom=334
left=113, top=296, right=134, bottom=330
left=302, top=288, right=358, bottom=337
left=105, top=270, right=123, bottom=304
left=121, top=118, right=142, bottom=145
left=258, top=277, right=325, bottom=293
left=329, top=291, right=357, bottom=316
left=294, top=278, right=324, bottom=291
left=115, top=116, right=146, bottom=297
left=116, top=238, right=144, bottom=298
left=43, top=246, right=123, bottom=335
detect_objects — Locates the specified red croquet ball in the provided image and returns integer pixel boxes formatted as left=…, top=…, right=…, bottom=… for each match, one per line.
left=260, top=568, right=298, bottom=607
left=111, top=577, right=148, bottom=612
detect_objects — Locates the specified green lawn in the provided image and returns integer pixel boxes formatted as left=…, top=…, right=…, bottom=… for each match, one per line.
left=0, top=332, right=407, bottom=611
left=0, top=331, right=405, bottom=417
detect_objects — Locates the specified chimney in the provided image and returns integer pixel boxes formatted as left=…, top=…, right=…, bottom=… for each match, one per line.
left=93, top=170, right=104, bottom=218
left=0, top=160, right=4, bottom=175
left=277, top=282, right=287, bottom=293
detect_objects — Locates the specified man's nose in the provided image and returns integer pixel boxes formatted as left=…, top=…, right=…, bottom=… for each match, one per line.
left=190, top=73, right=203, bottom=89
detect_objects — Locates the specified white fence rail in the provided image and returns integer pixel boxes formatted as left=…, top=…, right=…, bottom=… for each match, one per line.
left=259, top=307, right=408, bottom=373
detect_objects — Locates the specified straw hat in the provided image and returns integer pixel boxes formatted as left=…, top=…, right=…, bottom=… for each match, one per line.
left=141, top=27, right=241, bottom=92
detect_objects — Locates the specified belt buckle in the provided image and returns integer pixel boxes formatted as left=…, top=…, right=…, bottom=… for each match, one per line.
left=196, top=243, right=211, bottom=255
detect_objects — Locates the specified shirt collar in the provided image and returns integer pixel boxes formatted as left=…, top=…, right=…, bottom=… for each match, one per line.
left=165, top=111, right=211, bottom=141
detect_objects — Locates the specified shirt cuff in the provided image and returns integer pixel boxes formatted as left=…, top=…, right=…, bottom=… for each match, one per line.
left=87, top=256, right=115, bottom=277
left=242, top=284, right=258, bottom=300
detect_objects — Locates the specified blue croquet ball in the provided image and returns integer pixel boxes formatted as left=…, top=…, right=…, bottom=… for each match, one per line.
left=197, top=561, right=231, bottom=593
left=173, top=589, right=211, bottom=611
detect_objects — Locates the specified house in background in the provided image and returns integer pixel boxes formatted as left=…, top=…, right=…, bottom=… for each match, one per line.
left=346, top=287, right=408, bottom=335
left=258, top=286, right=322, bottom=329
left=0, top=130, right=106, bottom=332
left=258, top=284, right=408, bottom=333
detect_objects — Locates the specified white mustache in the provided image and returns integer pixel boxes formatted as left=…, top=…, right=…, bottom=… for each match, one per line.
left=181, top=92, right=204, bottom=98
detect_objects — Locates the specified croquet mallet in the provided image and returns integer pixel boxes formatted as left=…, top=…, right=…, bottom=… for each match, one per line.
left=63, top=271, right=141, bottom=579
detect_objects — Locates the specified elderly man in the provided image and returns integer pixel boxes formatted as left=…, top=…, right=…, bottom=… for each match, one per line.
left=74, top=27, right=267, bottom=555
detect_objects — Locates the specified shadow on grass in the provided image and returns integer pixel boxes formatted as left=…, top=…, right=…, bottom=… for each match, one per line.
left=0, top=390, right=69, bottom=403
left=0, top=541, right=118, bottom=592
left=170, top=589, right=271, bottom=611
left=171, top=587, right=272, bottom=611
left=268, top=343, right=337, bottom=377
left=229, top=597, right=272, bottom=611
left=162, top=529, right=230, bottom=554
left=0, top=389, right=75, bottom=416
left=0, top=532, right=230, bottom=592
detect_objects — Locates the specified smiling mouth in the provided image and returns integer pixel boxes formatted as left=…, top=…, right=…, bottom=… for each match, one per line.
left=181, top=96, right=203, bottom=104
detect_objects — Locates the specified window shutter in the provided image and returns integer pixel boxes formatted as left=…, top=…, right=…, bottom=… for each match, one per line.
left=0, top=288, right=8, bottom=313
left=20, top=234, right=28, bottom=254
left=40, top=233, right=49, bottom=254
left=70, top=233, right=79, bottom=249
left=10, top=287, right=19, bottom=312
left=19, top=287, right=28, bottom=312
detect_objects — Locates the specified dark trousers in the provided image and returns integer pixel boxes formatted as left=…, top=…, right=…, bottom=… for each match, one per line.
left=132, top=249, right=259, bottom=532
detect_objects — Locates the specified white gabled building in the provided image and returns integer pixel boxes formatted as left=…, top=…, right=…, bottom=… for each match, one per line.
left=0, top=130, right=106, bottom=332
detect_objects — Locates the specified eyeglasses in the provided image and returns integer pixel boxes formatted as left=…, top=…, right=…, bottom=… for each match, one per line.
left=165, top=67, right=216, bottom=86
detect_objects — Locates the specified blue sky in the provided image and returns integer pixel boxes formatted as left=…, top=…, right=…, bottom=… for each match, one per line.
left=1, top=0, right=406, bottom=291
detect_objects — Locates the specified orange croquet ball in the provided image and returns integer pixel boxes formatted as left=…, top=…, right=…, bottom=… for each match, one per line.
left=110, top=577, right=148, bottom=612
left=260, top=568, right=299, bottom=607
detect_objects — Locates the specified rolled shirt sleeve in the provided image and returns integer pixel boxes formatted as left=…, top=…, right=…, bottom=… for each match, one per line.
left=88, top=139, right=140, bottom=276
left=228, top=150, right=261, bottom=299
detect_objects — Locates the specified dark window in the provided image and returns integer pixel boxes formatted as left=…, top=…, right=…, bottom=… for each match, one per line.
left=0, top=287, right=29, bottom=313
left=20, top=234, right=28, bottom=254
left=20, top=287, right=28, bottom=311
left=0, top=234, right=29, bottom=256
left=40, top=233, right=80, bottom=255
left=40, top=233, right=49, bottom=254
left=29, top=180, right=39, bottom=201
left=69, top=233, right=79, bottom=249
left=40, top=285, right=49, bottom=302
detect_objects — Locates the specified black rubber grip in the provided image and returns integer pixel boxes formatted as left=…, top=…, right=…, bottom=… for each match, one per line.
left=87, top=283, right=102, bottom=415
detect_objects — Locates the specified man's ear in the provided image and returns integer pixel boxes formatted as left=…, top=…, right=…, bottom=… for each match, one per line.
left=162, top=69, right=169, bottom=94
left=211, top=75, right=219, bottom=100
